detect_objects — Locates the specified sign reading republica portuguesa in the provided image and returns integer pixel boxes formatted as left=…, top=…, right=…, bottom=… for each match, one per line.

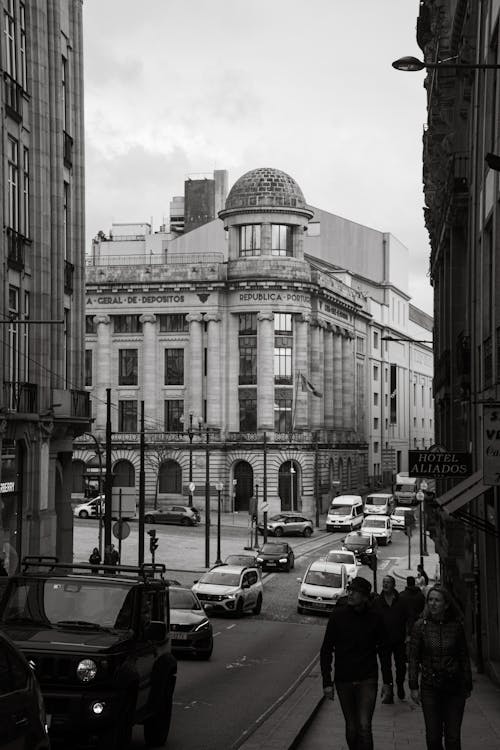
left=408, top=450, right=473, bottom=478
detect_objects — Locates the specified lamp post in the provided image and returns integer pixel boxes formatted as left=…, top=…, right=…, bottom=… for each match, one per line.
left=180, top=411, right=197, bottom=508
left=290, top=464, right=296, bottom=511
left=392, top=55, right=500, bottom=72
left=214, top=481, right=223, bottom=566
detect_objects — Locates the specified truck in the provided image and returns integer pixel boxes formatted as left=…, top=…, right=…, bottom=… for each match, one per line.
left=394, top=473, right=419, bottom=506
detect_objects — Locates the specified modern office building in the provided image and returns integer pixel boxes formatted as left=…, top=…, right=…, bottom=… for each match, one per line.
left=416, top=0, right=500, bottom=682
left=75, top=167, right=433, bottom=518
left=169, top=169, right=228, bottom=235
left=0, top=0, right=89, bottom=567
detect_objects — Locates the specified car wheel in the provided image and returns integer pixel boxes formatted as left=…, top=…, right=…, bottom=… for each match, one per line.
left=303, top=527, right=312, bottom=537
left=274, top=527, right=284, bottom=537
left=78, top=510, right=89, bottom=519
left=144, top=515, right=154, bottom=524
left=235, top=598, right=244, bottom=618
left=252, top=594, right=263, bottom=615
left=291, top=557, right=295, bottom=570
left=143, top=672, right=176, bottom=748
left=97, top=691, right=136, bottom=750
left=181, top=517, right=189, bottom=526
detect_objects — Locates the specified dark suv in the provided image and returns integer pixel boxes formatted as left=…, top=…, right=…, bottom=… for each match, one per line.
left=0, top=557, right=177, bottom=749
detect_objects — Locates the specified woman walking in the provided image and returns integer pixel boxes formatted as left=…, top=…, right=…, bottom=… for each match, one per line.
left=408, top=586, right=472, bottom=750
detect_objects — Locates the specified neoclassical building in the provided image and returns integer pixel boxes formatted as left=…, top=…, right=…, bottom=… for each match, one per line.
left=74, top=168, right=433, bottom=517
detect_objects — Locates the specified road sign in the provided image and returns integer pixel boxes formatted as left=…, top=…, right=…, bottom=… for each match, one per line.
left=188, top=482, right=196, bottom=493
left=259, top=502, right=269, bottom=513
left=112, top=520, right=130, bottom=540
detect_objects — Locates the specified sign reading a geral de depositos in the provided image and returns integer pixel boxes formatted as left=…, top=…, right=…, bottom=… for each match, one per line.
left=483, top=406, right=500, bottom=486
left=409, top=450, right=472, bottom=478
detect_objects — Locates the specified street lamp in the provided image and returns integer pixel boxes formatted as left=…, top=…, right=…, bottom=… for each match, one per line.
left=180, top=411, right=198, bottom=508
left=214, top=481, right=223, bottom=566
left=392, top=55, right=500, bottom=71
left=290, top=464, right=296, bottom=511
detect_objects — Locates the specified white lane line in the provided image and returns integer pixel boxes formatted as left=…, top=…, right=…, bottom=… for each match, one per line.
left=213, top=631, right=222, bottom=637
left=226, top=624, right=236, bottom=629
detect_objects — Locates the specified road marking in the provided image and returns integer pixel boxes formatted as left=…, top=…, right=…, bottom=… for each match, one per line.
left=213, top=631, right=221, bottom=637
left=227, top=624, right=236, bottom=630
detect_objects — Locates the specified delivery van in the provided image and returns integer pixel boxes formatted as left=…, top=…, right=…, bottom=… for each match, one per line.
left=394, top=473, right=419, bottom=506
left=364, top=493, right=395, bottom=516
left=326, top=495, right=364, bottom=532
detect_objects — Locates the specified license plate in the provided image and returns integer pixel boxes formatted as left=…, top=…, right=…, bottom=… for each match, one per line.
left=171, top=632, right=189, bottom=640
left=266, top=562, right=276, bottom=566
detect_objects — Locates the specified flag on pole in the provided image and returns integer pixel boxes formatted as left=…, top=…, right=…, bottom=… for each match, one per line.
left=300, top=373, right=323, bottom=398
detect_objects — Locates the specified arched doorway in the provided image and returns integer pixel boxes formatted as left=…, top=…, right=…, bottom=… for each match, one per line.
left=337, top=458, right=343, bottom=489
left=279, top=461, right=299, bottom=511
left=159, top=460, right=182, bottom=493
left=113, top=459, right=135, bottom=487
left=233, top=461, right=253, bottom=511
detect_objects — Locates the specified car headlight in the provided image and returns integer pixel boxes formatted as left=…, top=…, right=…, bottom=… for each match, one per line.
left=224, top=593, right=238, bottom=599
left=256, top=557, right=263, bottom=562
left=77, top=659, right=97, bottom=683
left=279, top=558, right=288, bottom=563
left=194, top=619, right=211, bottom=632
left=366, top=548, right=373, bottom=553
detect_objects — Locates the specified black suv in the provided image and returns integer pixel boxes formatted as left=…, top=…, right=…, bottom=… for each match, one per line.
left=0, top=557, right=177, bottom=749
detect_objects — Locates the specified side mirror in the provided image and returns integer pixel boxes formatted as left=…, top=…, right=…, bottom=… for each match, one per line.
left=193, top=579, right=199, bottom=584
left=144, top=620, right=167, bottom=642
left=202, top=602, right=214, bottom=613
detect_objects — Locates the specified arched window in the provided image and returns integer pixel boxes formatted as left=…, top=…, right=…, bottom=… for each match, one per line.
left=346, top=458, right=352, bottom=489
left=159, top=460, right=182, bottom=493
left=233, top=461, right=254, bottom=511
left=278, top=461, right=299, bottom=511
left=113, top=460, right=135, bottom=487
left=72, top=460, right=86, bottom=493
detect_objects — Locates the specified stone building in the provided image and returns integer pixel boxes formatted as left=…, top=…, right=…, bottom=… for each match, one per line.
left=74, top=167, right=433, bottom=519
left=416, top=0, right=500, bottom=682
left=0, top=0, right=89, bottom=567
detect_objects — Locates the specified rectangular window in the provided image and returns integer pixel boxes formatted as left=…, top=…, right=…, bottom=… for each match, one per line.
left=113, top=315, right=142, bottom=333
left=118, top=349, right=138, bottom=386
left=239, top=337, right=257, bottom=385
left=21, top=290, right=29, bottom=380
left=274, top=396, right=293, bottom=433
left=274, top=336, right=292, bottom=384
left=373, top=365, right=379, bottom=381
left=390, top=363, right=397, bottom=424
left=239, top=395, right=257, bottom=431
left=118, top=400, right=137, bottom=432
left=421, top=385, right=425, bottom=407
left=4, top=1, right=16, bottom=79
left=164, top=400, right=183, bottom=431
left=373, top=331, right=379, bottom=348
left=85, top=350, right=93, bottom=387
left=158, top=314, right=188, bottom=332
left=8, top=285, right=18, bottom=384
left=62, top=56, right=68, bottom=132
left=373, top=392, right=378, bottom=406
left=239, top=312, right=257, bottom=335
left=164, top=348, right=184, bottom=385
left=239, top=225, right=261, bottom=256
left=356, top=336, right=364, bottom=354
left=373, top=417, right=379, bottom=430
left=22, top=147, right=29, bottom=236
left=271, top=224, right=293, bottom=256
left=63, top=181, right=69, bottom=259
left=19, top=3, right=26, bottom=88
left=7, top=137, right=18, bottom=231
left=374, top=442, right=379, bottom=454
left=64, top=309, right=70, bottom=387
left=85, top=315, right=96, bottom=334
left=274, top=313, right=292, bottom=334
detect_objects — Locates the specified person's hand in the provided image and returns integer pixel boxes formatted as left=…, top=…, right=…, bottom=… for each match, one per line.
left=323, top=685, right=334, bottom=701
left=410, top=689, right=420, bottom=704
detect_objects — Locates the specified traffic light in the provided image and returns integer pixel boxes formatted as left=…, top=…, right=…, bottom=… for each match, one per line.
left=148, top=529, right=158, bottom=554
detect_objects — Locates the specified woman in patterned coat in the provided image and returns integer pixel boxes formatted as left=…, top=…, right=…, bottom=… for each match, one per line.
left=408, top=585, right=472, bottom=750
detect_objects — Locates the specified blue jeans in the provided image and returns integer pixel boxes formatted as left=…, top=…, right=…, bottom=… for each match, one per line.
left=420, top=687, right=466, bottom=750
left=335, top=679, right=378, bottom=750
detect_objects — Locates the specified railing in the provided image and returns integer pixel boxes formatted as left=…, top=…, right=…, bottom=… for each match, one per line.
left=86, top=252, right=224, bottom=267
left=64, top=260, right=74, bottom=293
left=63, top=131, right=73, bottom=168
left=3, top=72, right=23, bottom=121
left=6, top=228, right=26, bottom=270
left=3, top=382, right=38, bottom=413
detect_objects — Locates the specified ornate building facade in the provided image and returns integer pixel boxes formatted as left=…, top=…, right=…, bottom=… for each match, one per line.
left=0, top=1, right=89, bottom=567
left=417, top=0, right=500, bottom=682
left=74, top=167, right=433, bottom=521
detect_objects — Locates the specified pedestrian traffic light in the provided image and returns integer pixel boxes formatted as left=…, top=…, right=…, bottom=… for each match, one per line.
left=148, top=529, right=158, bottom=553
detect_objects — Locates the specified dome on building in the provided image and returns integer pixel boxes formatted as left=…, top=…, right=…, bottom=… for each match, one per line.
left=224, top=167, right=308, bottom=211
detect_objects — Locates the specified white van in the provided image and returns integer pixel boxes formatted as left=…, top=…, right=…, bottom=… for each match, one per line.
left=364, top=493, right=395, bottom=516
left=394, top=474, right=418, bottom=505
left=362, top=514, right=393, bottom=545
left=326, top=495, right=364, bottom=532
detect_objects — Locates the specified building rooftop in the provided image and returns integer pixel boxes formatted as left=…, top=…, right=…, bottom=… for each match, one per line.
left=224, top=167, right=308, bottom=211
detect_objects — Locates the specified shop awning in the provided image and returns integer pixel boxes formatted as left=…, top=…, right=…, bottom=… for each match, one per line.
left=436, top=470, right=490, bottom=514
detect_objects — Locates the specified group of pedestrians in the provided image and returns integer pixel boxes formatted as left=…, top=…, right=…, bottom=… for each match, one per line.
left=320, top=572, right=471, bottom=750
left=88, top=543, right=120, bottom=574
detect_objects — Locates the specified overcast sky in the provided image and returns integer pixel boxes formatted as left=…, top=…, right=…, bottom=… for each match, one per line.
left=83, top=0, right=432, bottom=314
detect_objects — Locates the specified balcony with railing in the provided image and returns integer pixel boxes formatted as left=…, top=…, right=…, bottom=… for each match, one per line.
left=3, top=382, right=38, bottom=414
left=86, top=252, right=226, bottom=284
left=3, top=72, right=23, bottom=122
left=52, top=389, right=91, bottom=421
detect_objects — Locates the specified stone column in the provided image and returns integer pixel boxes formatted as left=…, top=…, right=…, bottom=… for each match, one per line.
left=227, top=313, right=240, bottom=431
left=333, top=330, right=343, bottom=429
left=324, top=324, right=334, bottom=429
left=261, top=222, right=272, bottom=256
left=205, top=313, right=222, bottom=428
left=186, top=313, right=204, bottom=421
left=257, top=312, right=274, bottom=431
left=294, top=313, right=310, bottom=429
left=310, top=320, right=324, bottom=429
left=342, top=334, right=355, bottom=430
left=139, top=313, right=157, bottom=424
left=95, top=314, right=111, bottom=430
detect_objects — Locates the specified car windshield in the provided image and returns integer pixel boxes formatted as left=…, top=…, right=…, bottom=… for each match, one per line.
left=170, top=589, right=201, bottom=610
left=345, top=533, right=365, bottom=543
left=305, top=571, right=342, bottom=588
left=0, top=578, right=134, bottom=630
left=367, top=497, right=386, bottom=505
left=329, top=505, right=352, bottom=515
left=261, top=544, right=287, bottom=553
left=269, top=515, right=288, bottom=522
left=199, top=571, right=241, bottom=586
left=327, top=552, right=353, bottom=564
left=225, top=555, right=254, bottom=565
left=363, top=519, right=385, bottom=528
left=396, top=484, right=414, bottom=492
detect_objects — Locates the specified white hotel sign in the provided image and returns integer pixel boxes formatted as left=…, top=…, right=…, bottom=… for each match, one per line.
left=483, top=406, right=500, bottom=486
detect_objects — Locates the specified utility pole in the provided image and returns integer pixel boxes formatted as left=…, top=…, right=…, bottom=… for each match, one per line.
left=205, top=429, right=210, bottom=568
left=104, top=388, right=112, bottom=549
left=138, top=401, right=145, bottom=565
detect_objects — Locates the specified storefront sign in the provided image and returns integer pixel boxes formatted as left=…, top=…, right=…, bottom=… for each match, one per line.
left=408, top=450, right=472, bottom=478
left=483, top=406, right=500, bottom=486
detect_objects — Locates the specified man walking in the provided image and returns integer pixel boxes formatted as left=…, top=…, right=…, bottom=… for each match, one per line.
left=374, top=575, right=408, bottom=703
left=399, top=575, right=425, bottom=636
left=320, top=576, right=385, bottom=750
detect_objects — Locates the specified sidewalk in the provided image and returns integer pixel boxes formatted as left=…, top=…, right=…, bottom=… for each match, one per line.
left=293, top=663, right=500, bottom=749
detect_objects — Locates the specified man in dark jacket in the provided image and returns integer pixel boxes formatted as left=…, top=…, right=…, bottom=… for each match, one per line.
left=374, top=575, right=408, bottom=703
left=320, top=576, right=385, bottom=750
left=399, top=575, right=425, bottom=636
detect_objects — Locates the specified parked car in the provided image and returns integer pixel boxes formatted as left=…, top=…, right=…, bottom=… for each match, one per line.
left=325, top=495, right=364, bottom=532
left=257, top=513, right=313, bottom=537
left=363, top=493, right=395, bottom=516
left=169, top=587, right=213, bottom=660
left=390, top=505, right=416, bottom=530
left=343, top=530, right=378, bottom=560
left=256, top=542, right=295, bottom=572
left=325, top=549, right=359, bottom=580
left=73, top=497, right=101, bottom=519
left=192, top=565, right=263, bottom=617
left=144, top=505, right=200, bottom=526
left=297, top=560, right=348, bottom=614
left=362, top=515, right=393, bottom=545
left=0, top=630, right=50, bottom=750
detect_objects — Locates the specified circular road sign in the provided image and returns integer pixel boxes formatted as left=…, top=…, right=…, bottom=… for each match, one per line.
left=113, top=520, right=130, bottom=540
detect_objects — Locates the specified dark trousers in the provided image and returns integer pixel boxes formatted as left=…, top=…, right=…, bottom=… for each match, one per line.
left=335, top=679, right=378, bottom=750
left=378, top=641, right=406, bottom=688
left=420, top=687, right=466, bottom=750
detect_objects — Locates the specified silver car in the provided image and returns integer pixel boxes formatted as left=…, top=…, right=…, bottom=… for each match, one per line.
left=257, top=512, right=313, bottom=538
